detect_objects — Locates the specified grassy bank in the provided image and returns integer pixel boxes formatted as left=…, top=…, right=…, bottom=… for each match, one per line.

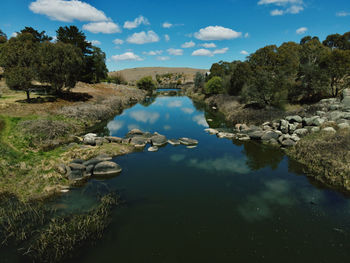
left=0, top=83, right=145, bottom=200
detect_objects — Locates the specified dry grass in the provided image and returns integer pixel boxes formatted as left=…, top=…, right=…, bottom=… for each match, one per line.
left=288, top=129, right=350, bottom=191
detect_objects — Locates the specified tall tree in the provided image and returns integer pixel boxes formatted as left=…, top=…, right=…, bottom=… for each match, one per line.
left=19, top=27, right=52, bottom=42
left=0, top=29, right=7, bottom=44
left=83, top=46, right=108, bottom=83
left=194, top=72, right=205, bottom=92
left=38, top=42, right=83, bottom=94
left=56, top=26, right=92, bottom=56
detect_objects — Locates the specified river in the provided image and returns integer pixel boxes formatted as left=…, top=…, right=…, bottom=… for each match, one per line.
left=6, top=94, right=350, bottom=262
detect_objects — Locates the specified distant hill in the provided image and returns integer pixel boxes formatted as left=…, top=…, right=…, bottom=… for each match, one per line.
left=109, top=67, right=208, bottom=85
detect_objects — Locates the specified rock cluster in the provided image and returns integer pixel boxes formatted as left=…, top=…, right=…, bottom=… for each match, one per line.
left=57, top=154, right=122, bottom=182
left=205, top=90, right=350, bottom=148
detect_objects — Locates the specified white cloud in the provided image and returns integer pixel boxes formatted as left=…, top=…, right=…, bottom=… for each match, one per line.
left=107, top=120, right=124, bottom=133
left=201, top=43, right=216, bottom=48
left=192, top=49, right=213, bottom=57
left=157, top=56, right=170, bottom=61
left=244, top=32, right=250, bottom=38
left=194, top=26, right=242, bottom=41
left=167, top=48, right=183, bottom=56
left=113, top=39, right=124, bottom=45
left=162, top=22, right=172, bottom=28
left=129, top=111, right=160, bottom=124
left=240, top=50, right=249, bottom=55
left=143, top=50, right=163, bottom=56
left=165, top=34, right=170, bottom=42
left=181, top=107, right=195, bottom=114
left=213, top=47, right=229, bottom=54
left=111, top=52, right=143, bottom=62
left=83, top=21, right=121, bottom=34
left=192, top=115, right=208, bottom=127
left=90, top=40, right=101, bottom=45
left=168, top=100, right=183, bottom=108
left=296, top=27, right=308, bottom=35
left=11, top=32, right=18, bottom=38
left=192, top=47, right=229, bottom=57
left=181, top=41, right=195, bottom=48
left=124, top=15, right=150, bottom=29
left=258, top=0, right=305, bottom=15
left=29, top=0, right=108, bottom=22
left=336, top=11, right=350, bottom=17
left=127, top=30, right=160, bottom=44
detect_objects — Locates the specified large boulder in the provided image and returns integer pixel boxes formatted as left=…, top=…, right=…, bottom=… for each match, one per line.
left=168, top=139, right=181, bottom=146
left=294, top=128, right=308, bottom=137
left=93, top=161, right=122, bottom=176
left=247, top=130, right=264, bottom=140
left=261, top=131, right=280, bottom=141
left=83, top=133, right=97, bottom=146
left=312, top=117, right=326, bottom=126
left=303, top=116, right=319, bottom=126
left=279, top=120, right=289, bottom=134
left=126, top=129, right=144, bottom=137
left=322, top=127, right=336, bottom=133
left=130, top=136, right=149, bottom=148
left=179, top=137, right=199, bottom=146
left=105, top=136, right=123, bottom=143
left=342, top=88, right=350, bottom=107
left=151, top=134, right=168, bottom=147
left=83, top=155, right=112, bottom=167
left=286, top=115, right=302, bottom=123
left=68, top=163, right=87, bottom=181
left=204, top=128, right=219, bottom=135
left=329, top=111, right=344, bottom=121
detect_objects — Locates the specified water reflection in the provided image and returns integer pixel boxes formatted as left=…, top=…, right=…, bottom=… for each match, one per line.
left=188, top=155, right=250, bottom=175
left=129, top=110, right=160, bottom=124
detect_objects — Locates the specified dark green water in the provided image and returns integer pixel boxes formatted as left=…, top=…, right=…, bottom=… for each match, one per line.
left=4, top=95, right=350, bottom=262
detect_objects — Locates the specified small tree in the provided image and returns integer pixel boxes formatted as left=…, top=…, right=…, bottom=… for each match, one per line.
left=194, top=72, right=205, bottom=92
left=204, top=76, right=223, bottom=95
left=0, top=33, right=39, bottom=101
left=38, top=42, right=83, bottom=94
left=136, top=76, right=157, bottom=92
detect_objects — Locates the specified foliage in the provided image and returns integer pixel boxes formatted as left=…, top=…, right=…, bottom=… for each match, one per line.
left=89, top=47, right=108, bottom=83
left=0, top=33, right=39, bottom=101
left=194, top=72, right=205, bottom=92
left=136, top=76, right=157, bottom=91
left=19, top=26, right=52, bottom=43
left=0, top=29, right=7, bottom=44
left=38, top=42, right=83, bottom=93
left=204, top=76, right=223, bottom=95
left=106, top=73, right=127, bottom=85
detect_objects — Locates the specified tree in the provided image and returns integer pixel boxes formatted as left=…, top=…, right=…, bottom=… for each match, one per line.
left=19, top=27, right=52, bottom=43
left=323, top=32, right=350, bottom=50
left=228, top=62, right=252, bottom=96
left=136, top=76, right=157, bottom=92
left=0, top=29, right=7, bottom=44
left=194, top=72, right=205, bottom=92
left=204, top=76, right=223, bottom=95
left=0, top=33, right=39, bottom=101
left=56, top=26, right=92, bottom=56
left=84, top=46, right=108, bottom=83
left=38, top=42, right=83, bottom=94
left=323, top=49, right=350, bottom=97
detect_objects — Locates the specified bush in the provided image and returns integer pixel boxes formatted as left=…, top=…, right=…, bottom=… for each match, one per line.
left=204, top=76, right=223, bottom=95
left=106, top=74, right=127, bottom=85
left=136, top=76, right=157, bottom=91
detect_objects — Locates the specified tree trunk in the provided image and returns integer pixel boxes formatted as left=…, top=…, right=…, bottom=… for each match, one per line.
left=26, top=90, right=30, bottom=102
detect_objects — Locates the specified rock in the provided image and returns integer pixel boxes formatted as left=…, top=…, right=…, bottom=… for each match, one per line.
left=105, top=136, right=123, bottom=143
left=148, top=146, right=159, bottom=152
left=83, top=133, right=97, bottom=146
left=168, top=139, right=181, bottom=146
left=336, top=119, right=348, bottom=124
left=217, top=132, right=235, bottom=139
left=151, top=134, right=168, bottom=147
left=68, top=163, right=86, bottom=181
left=329, top=104, right=342, bottom=111
left=71, top=159, right=84, bottom=164
left=322, top=127, right=336, bottom=133
left=281, top=138, right=296, bottom=147
left=179, top=137, right=199, bottom=146
left=122, top=138, right=131, bottom=144
left=342, top=112, right=350, bottom=119
left=187, top=145, right=197, bottom=149
left=204, top=128, right=219, bottom=135
left=261, top=131, right=280, bottom=141
left=93, top=161, right=122, bottom=176
left=312, top=117, right=326, bottom=126
left=236, top=134, right=250, bottom=141
left=83, top=155, right=112, bottom=167
left=338, top=123, right=350, bottom=129
left=269, top=138, right=279, bottom=145
left=286, top=115, right=303, bottom=123
left=290, top=134, right=300, bottom=142
left=342, top=88, right=350, bottom=106
left=316, top=111, right=326, bottom=117
left=329, top=111, right=344, bottom=121
left=127, top=129, right=144, bottom=136
left=279, top=119, right=289, bottom=134
left=294, top=128, right=308, bottom=137
left=130, top=136, right=148, bottom=148
left=303, top=116, right=319, bottom=126
left=288, top=123, right=298, bottom=134
left=320, top=98, right=338, bottom=104
left=247, top=130, right=264, bottom=140
left=311, top=127, right=320, bottom=133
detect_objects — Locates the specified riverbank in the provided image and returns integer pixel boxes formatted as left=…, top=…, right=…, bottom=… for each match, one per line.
left=184, top=85, right=350, bottom=192
left=0, top=82, right=146, bottom=200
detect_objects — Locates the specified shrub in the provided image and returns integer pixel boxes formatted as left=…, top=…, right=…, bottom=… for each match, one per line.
left=136, top=76, right=157, bottom=91
left=204, top=76, right=223, bottom=95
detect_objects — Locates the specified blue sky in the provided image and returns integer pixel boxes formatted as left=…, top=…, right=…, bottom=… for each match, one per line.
left=1, top=0, right=350, bottom=71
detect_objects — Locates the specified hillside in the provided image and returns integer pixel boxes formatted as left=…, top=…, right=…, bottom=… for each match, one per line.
left=109, top=67, right=208, bottom=85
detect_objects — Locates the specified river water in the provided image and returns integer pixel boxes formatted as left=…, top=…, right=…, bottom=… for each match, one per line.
left=5, top=94, right=350, bottom=262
